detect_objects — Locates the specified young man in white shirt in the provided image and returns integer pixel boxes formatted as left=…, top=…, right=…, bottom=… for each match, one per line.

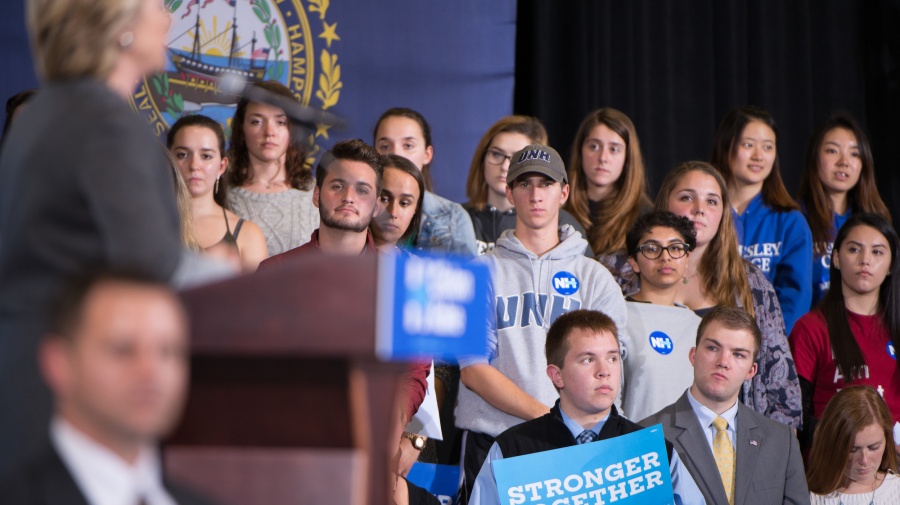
left=641, top=306, right=809, bottom=504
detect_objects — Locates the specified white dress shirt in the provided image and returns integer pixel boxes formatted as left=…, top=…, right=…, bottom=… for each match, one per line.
left=51, top=417, right=177, bottom=505
left=685, top=387, right=739, bottom=451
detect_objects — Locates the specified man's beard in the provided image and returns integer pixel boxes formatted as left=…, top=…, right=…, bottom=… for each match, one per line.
left=320, top=207, right=371, bottom=233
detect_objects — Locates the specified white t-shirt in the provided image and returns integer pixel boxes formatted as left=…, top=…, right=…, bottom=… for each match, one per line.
left=810, top=472, right=900, bottom=505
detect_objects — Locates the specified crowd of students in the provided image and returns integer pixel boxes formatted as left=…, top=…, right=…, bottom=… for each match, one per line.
left=2, top=1, right=900, bottom=504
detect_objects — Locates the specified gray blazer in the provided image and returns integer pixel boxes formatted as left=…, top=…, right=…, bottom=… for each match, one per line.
left=640, top=391, right=810, bottom=505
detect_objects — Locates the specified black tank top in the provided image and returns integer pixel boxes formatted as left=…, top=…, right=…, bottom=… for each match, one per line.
left=203, top=206, right=244, bottom=253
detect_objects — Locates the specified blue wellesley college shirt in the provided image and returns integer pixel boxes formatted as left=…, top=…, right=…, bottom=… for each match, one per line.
left=806, top=209, right=851, bottom=308
left=733, top=193, right=813, bottom=334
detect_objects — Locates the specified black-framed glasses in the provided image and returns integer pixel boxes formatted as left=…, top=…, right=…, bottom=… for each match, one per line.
left=635, top=242, right=691, bottom=260
left=485, top=148, right=513, bottom=165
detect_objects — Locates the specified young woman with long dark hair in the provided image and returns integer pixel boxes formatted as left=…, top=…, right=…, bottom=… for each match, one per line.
left=168, top=115, right=268, bottom=271
left=371, top=154, right=425, bottom=253
left=798, top=113, right=891, bottom=307
left=374, top=107, right=477, bottom=256
left=226, top=80, right=318, bottom=256
left=790, top=213, right=900, bottom=451
left=710, top=106, right=813, bottom=334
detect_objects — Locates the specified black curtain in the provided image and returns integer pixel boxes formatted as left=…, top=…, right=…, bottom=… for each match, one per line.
left=515, top=0, right=900, bottom=221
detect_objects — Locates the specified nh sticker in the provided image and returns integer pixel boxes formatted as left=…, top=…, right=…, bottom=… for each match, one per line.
left=552, top=271, right=579, bottom=296
left=648, top=331, right=673, bottom=355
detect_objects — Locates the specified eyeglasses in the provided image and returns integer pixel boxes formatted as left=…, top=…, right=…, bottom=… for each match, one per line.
left=485, top=148, right=513, bottom=166
left=634, top=243, right=691, bottom=260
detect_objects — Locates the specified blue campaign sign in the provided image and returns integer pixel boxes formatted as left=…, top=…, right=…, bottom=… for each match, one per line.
left=376, top=252, right=490, bottom=361
left=493, top=425, right=674, bottom=505
left=407, top=463, right=460, bottom=505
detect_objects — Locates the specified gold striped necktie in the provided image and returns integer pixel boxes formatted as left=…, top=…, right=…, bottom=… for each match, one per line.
left=712, top=416, right=735, bottom=505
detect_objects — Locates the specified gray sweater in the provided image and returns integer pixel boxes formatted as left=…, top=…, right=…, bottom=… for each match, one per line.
left=456, top=225, right=626, bottom=437
left=228, top=186, right=319, bottom=256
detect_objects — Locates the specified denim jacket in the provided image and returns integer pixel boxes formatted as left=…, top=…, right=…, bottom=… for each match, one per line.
left=415, top=191, right=477, bottom=257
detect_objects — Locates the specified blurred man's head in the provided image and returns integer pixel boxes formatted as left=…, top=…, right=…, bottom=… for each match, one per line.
left=41, top=269, right=189, bottom=460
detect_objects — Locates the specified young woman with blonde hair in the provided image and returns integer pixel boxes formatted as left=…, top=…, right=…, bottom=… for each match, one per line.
left=655, top=161, right=801, bottom=428
left=0, top=0, right=211, bottom=475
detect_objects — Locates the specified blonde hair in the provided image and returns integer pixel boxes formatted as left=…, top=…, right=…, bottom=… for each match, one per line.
left=465, top=116, right=548, bottom=211
left=162, top=148, right=200, bottom=251
left=565, top=108, right=652, bottom=256
left=27, top=0, right=141, bottom=80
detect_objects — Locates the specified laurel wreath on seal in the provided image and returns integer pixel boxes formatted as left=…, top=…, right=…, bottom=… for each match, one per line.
left=250, top=0, right=285, bottom=80
left=151, top=73, right=185, bottom=117
left=308, top=0, right=329, bottom=18
left=151, top=0, right=186, bottom=116
left=315, top=50, right=341, bottom=111
left=309, top=0, right=341, bottom=116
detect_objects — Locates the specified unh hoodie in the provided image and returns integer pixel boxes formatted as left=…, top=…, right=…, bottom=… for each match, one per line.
left=456, top=225, right=627, bottom=437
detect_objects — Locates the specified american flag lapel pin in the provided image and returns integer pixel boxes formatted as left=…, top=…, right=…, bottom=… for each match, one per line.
left=750, top=440, right=758, bottom=446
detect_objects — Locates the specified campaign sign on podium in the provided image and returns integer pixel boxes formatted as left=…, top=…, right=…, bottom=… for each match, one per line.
left=376, top=252, right=490, bottom=361
left=493, top=425, right=674, bottom=505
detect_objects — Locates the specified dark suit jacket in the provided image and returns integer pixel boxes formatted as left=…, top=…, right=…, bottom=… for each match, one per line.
left=640, top=391, right=810, bottom=505
left=0, top=444, right=217, bottom=505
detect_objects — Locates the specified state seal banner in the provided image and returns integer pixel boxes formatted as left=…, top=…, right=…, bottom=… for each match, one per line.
left=132, top=0, right=516, bottom=203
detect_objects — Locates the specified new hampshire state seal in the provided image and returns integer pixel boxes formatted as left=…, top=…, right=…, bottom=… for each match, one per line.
left=131, top=0, right=341, bottom=156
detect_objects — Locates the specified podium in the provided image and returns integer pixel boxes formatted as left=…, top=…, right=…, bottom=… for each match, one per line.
left=165, top=254, right=406, bottom=505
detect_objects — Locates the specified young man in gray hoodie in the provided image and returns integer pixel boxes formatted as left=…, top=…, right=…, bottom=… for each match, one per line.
left=455, top=143, right=627, bottom=503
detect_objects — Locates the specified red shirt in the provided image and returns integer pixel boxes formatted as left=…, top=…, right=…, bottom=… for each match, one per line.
left=255, top=228, right=428, bottom=420
left=790, top=309, right=900, bottom=422
left=258, top=229, right=377, bottom=270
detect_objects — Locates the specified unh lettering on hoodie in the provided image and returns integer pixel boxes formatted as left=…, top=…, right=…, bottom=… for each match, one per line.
left=496, top=292, right=582, bottom=329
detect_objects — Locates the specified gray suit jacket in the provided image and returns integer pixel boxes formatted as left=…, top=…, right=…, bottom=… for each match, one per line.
left=640, top=391, right=810, bottom=505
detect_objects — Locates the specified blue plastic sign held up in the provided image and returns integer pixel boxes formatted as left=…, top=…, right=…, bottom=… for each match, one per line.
left=493, top=425, right=674, bottom=505
left=376, top=252, right=490, bottom=361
